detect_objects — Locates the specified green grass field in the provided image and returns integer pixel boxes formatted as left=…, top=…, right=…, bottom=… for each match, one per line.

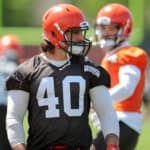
left=135, top=108, right=150, bottom=150
left=135, top=119, right=150, bottom=150
left=23, top=108, right=150, bottom=150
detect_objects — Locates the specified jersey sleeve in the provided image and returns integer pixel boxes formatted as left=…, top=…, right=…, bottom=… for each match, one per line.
left=118, top=47, right=148, bottom=73
left=96, top=66, right=111, bottom=87
left=85, top=62, right=111, bottom=89
left=6, top=58, right=35, bottom=92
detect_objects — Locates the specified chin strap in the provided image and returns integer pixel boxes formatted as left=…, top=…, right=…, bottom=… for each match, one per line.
left=107, top=144, right=120, bottom=150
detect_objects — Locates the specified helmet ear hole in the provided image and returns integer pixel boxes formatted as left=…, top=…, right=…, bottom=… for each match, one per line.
left=51, top=31, right=56, bottom=37
left=66, top=8, right=70, bottom=12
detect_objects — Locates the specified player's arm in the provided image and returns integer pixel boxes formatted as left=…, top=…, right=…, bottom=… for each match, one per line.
left=109, top=64, right=141, bottom=102
left=6, top=90, right=29, bottom=150
left=89, top=85, right=119, bottom=149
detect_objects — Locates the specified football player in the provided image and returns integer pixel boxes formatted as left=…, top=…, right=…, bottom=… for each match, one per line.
left=90, top=3, right=148, bottom=150
left=0, top=35, right=21, bottom=150
left=6, top=4, right=119, bottom=150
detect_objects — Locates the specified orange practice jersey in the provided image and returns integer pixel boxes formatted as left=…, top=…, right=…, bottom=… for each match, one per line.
left=101, top=46, right=148, bottom=112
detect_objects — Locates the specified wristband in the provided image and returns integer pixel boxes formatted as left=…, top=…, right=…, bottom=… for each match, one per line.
left=107, top=144, right=120, bottom=150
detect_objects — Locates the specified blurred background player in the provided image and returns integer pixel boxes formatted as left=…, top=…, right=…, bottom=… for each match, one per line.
left=0, top=34, right=23, bottom=62
left=6, top=3, right=119, bottom=150
left=0, top=34, right=23, bottom=150
left=90, top=3, right=149, bottom=150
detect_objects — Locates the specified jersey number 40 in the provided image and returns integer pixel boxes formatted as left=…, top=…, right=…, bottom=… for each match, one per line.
left=36, top=76, right=86, bottom=118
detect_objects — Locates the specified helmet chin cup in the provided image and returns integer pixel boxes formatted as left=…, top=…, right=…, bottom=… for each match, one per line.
left=67, top=39, right=91, bottom=56
left=98, top=39, right=115, bottom=49
left=68, top=45, right=84, bottom=55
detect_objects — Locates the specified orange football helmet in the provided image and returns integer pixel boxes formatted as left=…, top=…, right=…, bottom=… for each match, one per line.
left=95, top=3, right=133, bottom=48
left=0, top=34, right=23, bottom=58
left=42, top=3, right=91, bottom=56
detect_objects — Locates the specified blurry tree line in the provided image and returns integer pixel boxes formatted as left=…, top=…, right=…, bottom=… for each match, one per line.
left=2, top=0, right=129, bottom=26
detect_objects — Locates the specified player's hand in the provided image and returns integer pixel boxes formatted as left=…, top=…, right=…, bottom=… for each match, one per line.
left=107, top=144, right=120, bottom=150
